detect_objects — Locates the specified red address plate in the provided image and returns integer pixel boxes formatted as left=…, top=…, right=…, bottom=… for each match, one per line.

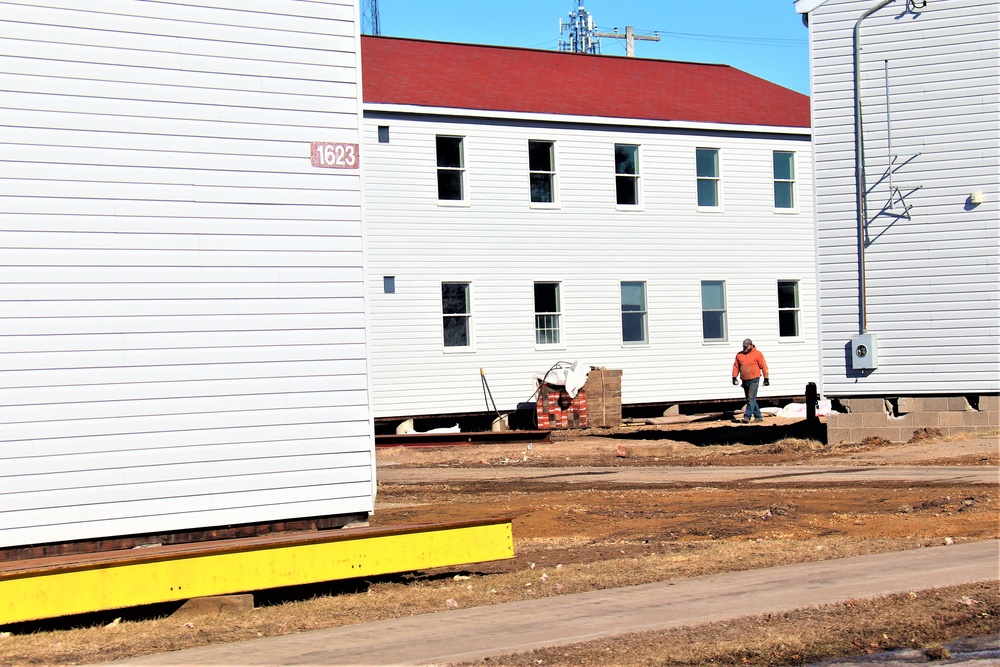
left=311, top=142, right=360, bottom=169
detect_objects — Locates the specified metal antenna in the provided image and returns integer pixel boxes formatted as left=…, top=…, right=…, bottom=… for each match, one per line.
left=361, top=0, right=380, bottom=36
left=558, top=0, right=600, bottom=54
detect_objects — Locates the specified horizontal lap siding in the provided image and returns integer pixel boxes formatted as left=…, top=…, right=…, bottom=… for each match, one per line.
left=0, top=0, right=374, bottom=547
left=808, top=0, right=1000, bottom=396
left=364, top=115, right=818, bottom=417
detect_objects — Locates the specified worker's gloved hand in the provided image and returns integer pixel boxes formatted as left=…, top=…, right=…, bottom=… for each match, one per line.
left=732, top=377, right=739, bottom=385
left=763, top=378, right=770, bottom=386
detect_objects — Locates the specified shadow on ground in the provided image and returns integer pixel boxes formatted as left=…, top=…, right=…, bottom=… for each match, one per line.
left=608, top=420, right=828, bottom=447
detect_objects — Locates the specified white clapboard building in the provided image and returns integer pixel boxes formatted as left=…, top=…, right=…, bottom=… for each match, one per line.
left=795, top=0, right=999, bottom=442
left=360, top=36, right=818, bottom=422
left=0, top=1, right=374, bottom=550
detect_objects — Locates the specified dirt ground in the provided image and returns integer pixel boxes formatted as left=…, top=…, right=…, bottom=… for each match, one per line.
left=1, top=420, right=996, bottom=666
left=373, top=420, right=999, bottom=573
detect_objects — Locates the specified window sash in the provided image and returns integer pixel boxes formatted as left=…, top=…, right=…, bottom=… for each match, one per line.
left=621, top=281, right=647, bottom=343
left=530, top=173, right=554, bottom=203
left=773, top=151, right=795, bottom=209
left=614, top=144, right=640, bottom=206
left=442, top=283, right=471, bottom=347
left=701, top=280, right=727, bottom=341
left=696, top=148, right=720, bottom=207
left=616, top=175, right=639, bottom=206
left=778, top=280, right=800, bottom=337
left=535, top=314, right=561, bottom=345
left=614, top=145, right=638, bottom=175
left=534, top=282, right=561, bottom=345
left=529, top=141, right=555, bottom=204
left=436, top=136, right=464, bottom=201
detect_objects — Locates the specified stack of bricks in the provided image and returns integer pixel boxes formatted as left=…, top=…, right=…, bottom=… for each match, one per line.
left=581, top=368, right=622, bottom=428
left=536, top=384, right=587, bottom=429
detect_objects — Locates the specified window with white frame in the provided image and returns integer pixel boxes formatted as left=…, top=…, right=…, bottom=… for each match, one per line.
left=442, top=282, right=471, bottom=347
left=436, top=136, right=464, bottom=201
left=534, top=282, right=561, bottom=345
left=614, top=144, right=640, bottom=206
left=696, top=148, right=720, bottom=207
left=773, top=151, right=795, bottom=209
left=777, top=280, right=800, bottom=337
left=701, top=280, right=727, bottom=341
left=621, top=281, right=647, bottom=344
left=528, top=140, right=556, bottom=204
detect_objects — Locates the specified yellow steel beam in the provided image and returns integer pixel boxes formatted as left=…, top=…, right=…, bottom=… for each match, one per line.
left=0, top=519, right=514, bottom=625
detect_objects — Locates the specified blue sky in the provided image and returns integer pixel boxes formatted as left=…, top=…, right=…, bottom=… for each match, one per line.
left=374, top=1, right=811, bottom=94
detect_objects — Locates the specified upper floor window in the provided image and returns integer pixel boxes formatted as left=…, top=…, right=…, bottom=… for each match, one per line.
left=442, top=282, right=471, bottom=347
left=621, top=281, right=648, bottom=344
left=436, top=136, right=464, bottom=201
left=614, top=144, right=640, bottom=206
left=696, top=148, right=720, bottom=208
left=534, top=282, right=561, bottom=345
left=528, top=141, right=556, bottom=204
left=778, top=280, right=800, bottom=337
left=773, top=151, right=796, bottom=209
left=701, top=280, right=727, bottom=341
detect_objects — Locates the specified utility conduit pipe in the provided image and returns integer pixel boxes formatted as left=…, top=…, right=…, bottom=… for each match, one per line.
left=853, top=0, right=896, bottom=334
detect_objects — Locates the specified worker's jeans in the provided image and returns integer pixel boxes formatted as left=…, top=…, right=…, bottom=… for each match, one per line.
left=742, top=377, right=762, bottom=421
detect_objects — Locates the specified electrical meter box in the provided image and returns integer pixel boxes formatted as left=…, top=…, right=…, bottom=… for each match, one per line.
left=851, top=333, right=878, bottom=370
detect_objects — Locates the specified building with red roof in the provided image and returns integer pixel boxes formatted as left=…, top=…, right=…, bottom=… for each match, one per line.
left=362, top=36, right=810, bottom=130
left=359, top=36, right=818, bottom=425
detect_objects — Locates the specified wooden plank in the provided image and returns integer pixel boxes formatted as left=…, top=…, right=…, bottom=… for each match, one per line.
left=0, top=519, right=515, bottom=625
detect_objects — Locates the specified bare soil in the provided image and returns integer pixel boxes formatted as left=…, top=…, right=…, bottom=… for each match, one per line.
left=1, top=422, right=997, bottom=666
left=373, top=422, right=998, bottom=574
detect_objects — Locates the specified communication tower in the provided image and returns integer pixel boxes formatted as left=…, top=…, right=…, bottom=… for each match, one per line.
left=558, top=0, right=600, bottom=54
left=361, top=0, right=380, bottom=36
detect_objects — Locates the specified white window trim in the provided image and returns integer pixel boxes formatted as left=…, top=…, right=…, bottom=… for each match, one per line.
left=700, top=279, right=728, bottom=343
left=777, top=279, right=803, bottom=340
left=436, top=135, right=467, bottom=205
left=528, top=140, right=559, bottom=209
left=614, top=144, right=643, bottom=211
left=441, top=281, right=475, bottom=353
left=695, top=147, right=724, bottom=212
left=620, top=280, right=649, bottom=347
left=772, top=150, right=798, bottom=213
left=533, top=281, right=565, bottom=349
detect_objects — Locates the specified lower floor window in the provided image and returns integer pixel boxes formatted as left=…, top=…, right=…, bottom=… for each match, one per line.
left=621, top=281, right=648, bottom=343
left=534, top=282, right=561, bottom=345
left=701, top=280, right=727, bottom=341
left=778, top=280, right=800, bottom=337
left=442, top=282, right=471, bottom=347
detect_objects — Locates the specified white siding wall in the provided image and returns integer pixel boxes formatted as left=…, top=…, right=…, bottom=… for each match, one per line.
left=364, top=113, right=817, bottom=418
left=804, top=0, right=999, bottom=395
left=0, top=1, right=374, bottom=548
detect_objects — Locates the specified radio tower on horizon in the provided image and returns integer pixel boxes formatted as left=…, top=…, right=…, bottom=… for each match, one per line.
left=558, top=0, right=600, bottom=54
left=361, top=0, right=380, bottom=36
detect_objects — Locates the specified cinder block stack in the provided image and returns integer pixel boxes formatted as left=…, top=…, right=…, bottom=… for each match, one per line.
left=582, top=368, right=622, bottom=428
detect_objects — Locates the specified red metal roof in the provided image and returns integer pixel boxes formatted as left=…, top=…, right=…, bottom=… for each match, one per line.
left=361, top=36, right=810, bottom=129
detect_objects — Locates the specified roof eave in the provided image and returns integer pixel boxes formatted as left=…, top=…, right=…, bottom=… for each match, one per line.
left=795, top=0, right=830, bottom=14
left=363, top=103, right=811, bottom=136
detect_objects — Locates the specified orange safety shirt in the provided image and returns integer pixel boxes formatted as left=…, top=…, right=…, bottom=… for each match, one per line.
left=733, top=347, right=769, bottom=381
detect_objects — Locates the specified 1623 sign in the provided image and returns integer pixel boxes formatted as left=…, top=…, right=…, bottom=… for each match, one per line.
left=311, top=142, right=359, bottom=169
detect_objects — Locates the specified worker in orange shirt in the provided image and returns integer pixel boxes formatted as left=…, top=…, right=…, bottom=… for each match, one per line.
left=732, top=338, right=769, bottom=423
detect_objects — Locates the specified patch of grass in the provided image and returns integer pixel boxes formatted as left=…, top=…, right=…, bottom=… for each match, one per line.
left=455, top=582, right=999, bottom=666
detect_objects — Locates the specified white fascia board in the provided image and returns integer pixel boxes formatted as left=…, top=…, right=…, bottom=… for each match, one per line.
left=363, top=103, right=812, bottom=137
left=795, top=0, right=830, bottom=14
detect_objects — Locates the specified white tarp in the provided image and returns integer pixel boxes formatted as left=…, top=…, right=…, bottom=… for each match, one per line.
left=533, top=360, right=590, bottom=398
